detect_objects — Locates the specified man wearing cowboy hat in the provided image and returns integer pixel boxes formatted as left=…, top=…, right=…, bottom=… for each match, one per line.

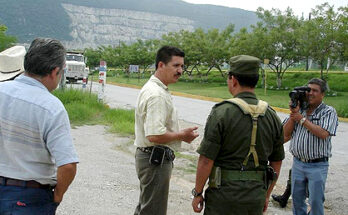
left=0, top=38, right=79, bottom=214
left=0, top=46, right=26, bottom=81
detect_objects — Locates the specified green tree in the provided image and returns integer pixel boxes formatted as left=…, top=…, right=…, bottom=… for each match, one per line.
left=232, top=24, right=273, bottom=86
left=255, top=7, right=303, bottom=88
left=0, top=24, right=17, bottom=51
left=161, top=30, right=205, bottom=77
left=84, top=48, right=102, bottom=68
left=128, top=39, right=159, bottom=73
left=336, top=6, right=348, bottom=67
left=201, top=24, right=235, bottom=78
left=304, top=3, right=342, bottom=79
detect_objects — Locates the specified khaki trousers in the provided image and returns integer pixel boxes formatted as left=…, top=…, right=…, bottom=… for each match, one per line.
left=134, top=148, right=173, bottom=215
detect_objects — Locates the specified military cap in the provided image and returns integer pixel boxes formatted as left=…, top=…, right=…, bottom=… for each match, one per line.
left=229, top=55, right=261, bottom=76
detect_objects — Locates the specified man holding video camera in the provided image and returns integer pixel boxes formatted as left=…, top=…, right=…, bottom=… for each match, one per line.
left=284, top=78, right=338, bottom=215
left=133, top=46, right=198, bottom=215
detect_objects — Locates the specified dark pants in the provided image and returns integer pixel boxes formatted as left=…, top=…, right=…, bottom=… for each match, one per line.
left=134, top=148, right=173, bottom=215
left=204, top=180, right=266, bottom=215
left=0, top=185, right=59, bottom=215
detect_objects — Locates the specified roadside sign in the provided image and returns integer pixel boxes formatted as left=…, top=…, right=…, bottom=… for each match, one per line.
left=98, top=61, right=107, bottom=101
left=129, top=65, right=139, bottom=73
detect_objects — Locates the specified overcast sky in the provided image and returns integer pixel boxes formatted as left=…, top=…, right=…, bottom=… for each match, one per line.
left=182, top=0, right=347, bottom=16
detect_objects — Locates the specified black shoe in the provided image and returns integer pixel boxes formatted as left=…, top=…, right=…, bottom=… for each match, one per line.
left=272, top=194, right=288, bottom=208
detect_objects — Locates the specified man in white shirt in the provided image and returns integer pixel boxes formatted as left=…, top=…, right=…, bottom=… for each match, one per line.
left=0, top=38, right=78, bottom=215
left=134, top=46, right=198, bottom=215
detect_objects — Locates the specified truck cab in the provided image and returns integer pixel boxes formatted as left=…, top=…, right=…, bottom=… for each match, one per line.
left=65, top=52, right=88, bottom=83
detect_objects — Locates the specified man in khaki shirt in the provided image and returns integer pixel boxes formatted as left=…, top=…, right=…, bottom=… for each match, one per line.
left=134, top=46, right=198, bottom=215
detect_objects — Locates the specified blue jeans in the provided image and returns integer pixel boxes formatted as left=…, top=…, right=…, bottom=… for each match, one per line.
left=0, top=185, right=59, bottom=215
left=291, top=157, right=329, bottom=215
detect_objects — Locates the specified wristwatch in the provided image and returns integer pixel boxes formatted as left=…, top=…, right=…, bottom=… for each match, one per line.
left=192, top=188, right=203, bottom=197
left=300, top=117, right=306, bottom=126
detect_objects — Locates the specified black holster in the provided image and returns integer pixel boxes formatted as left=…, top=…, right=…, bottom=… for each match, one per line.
left=265, top=165, right=277, bottom=189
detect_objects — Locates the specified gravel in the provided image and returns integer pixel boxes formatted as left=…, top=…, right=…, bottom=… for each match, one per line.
left=57, top=122, right=347, bottom=215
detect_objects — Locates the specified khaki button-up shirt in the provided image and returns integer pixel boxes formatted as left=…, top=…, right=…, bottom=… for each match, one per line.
left=134, top=75, right=180, bottom=148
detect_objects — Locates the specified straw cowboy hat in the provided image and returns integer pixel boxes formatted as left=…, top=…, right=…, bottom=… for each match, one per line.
left=0, top=46, right=26, bottom=82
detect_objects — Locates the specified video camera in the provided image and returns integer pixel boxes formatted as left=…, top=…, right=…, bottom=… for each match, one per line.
left=289, top=86, right=311, bottom=110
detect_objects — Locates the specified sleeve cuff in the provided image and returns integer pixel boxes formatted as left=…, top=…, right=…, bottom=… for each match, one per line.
left=56, top=158, right=79, bottom=167
left=196, top=139, right=221, bottom=161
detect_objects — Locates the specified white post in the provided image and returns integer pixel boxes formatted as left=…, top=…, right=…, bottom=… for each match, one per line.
left=82, top=76, right=87, bottom=90
left=98, top=61, right=107, bottom=102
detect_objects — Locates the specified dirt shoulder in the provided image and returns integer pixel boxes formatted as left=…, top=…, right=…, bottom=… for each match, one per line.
left=57, top=123, right=347, bottom=215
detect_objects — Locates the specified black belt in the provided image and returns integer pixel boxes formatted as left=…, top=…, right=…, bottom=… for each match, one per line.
left=0, top=176, right=53, bottom=189
left=297, top=157, right=328, bottom=163
left=138, top=146, right=153, bottom=154
left=137, top=146, right=175, bottom=161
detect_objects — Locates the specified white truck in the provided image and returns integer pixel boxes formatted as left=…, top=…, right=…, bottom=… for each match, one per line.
left=65, top=52, right=88, bottom=83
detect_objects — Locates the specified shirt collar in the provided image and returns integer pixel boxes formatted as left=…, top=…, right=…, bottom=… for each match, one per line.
left=150, top=75, right=168, bottom=91
left=234, top=92, right=257, bottom=99
left=14, top=74, right=48, bottom=91
left=306, top=102, right=325, bottom=116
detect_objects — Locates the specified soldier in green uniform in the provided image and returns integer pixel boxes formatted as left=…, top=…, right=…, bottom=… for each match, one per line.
left=191, top=55, right=285, bottom=215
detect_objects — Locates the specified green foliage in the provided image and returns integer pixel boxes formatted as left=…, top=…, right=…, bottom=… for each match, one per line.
left=53, top=88, right=134, bottom=135
left=84, top=48, right=102, bottom=68
left=0, top=24, right=16, bottom=51
left=249, top=7, right=303, bottom=88
left=300, top=3, right=346, bottom=79
left=104, top=109, right=135, bottom=135
left=53, top=89, right=105, bottom=124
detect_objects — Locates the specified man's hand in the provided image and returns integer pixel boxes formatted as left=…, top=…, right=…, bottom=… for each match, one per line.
left=54, top=191, right=63, bottom=203
left=289, top=101, right=300, bottom=113
left=192, top=196, right=204, bottom=213
left=290, top=112, right=303, bottom=123
left=289, top=101, right=302, bottom=123
left=180, top=126, right=199, bottom=143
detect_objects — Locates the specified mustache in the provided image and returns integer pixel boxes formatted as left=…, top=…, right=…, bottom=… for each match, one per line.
left=175, top=72, right=182, bottom=76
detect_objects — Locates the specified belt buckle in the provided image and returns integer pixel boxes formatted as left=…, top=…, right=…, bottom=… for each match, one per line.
left=138, top=147, right=153, bottom=154
left=299, top=158, right=308, bottom=163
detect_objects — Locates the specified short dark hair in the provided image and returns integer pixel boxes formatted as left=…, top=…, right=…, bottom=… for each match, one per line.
left=229, top=72, right=259, bottom=88
left=155, top=46, right=185, bottom=70
left=307, top=78, right=327, bottom=93
left=24, top=38, right=66, bottom=77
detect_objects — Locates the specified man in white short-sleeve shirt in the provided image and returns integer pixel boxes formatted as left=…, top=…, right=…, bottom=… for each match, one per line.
left=134, top=46, right=198, bottom=215
left=0, top=38, right=78, bottom=215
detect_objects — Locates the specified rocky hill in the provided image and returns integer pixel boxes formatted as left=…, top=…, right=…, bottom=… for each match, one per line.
left=0, top=0, right=258, bottom=49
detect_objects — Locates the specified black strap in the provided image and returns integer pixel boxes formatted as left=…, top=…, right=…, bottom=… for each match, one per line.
left=0, top=69, right=21, bottom=74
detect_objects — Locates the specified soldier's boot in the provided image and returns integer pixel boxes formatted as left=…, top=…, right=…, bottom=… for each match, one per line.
left=272, top=183, right=291, bottom=208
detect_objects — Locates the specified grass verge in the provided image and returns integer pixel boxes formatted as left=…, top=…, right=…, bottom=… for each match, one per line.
left=53, top=88, right=134, bottom=135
